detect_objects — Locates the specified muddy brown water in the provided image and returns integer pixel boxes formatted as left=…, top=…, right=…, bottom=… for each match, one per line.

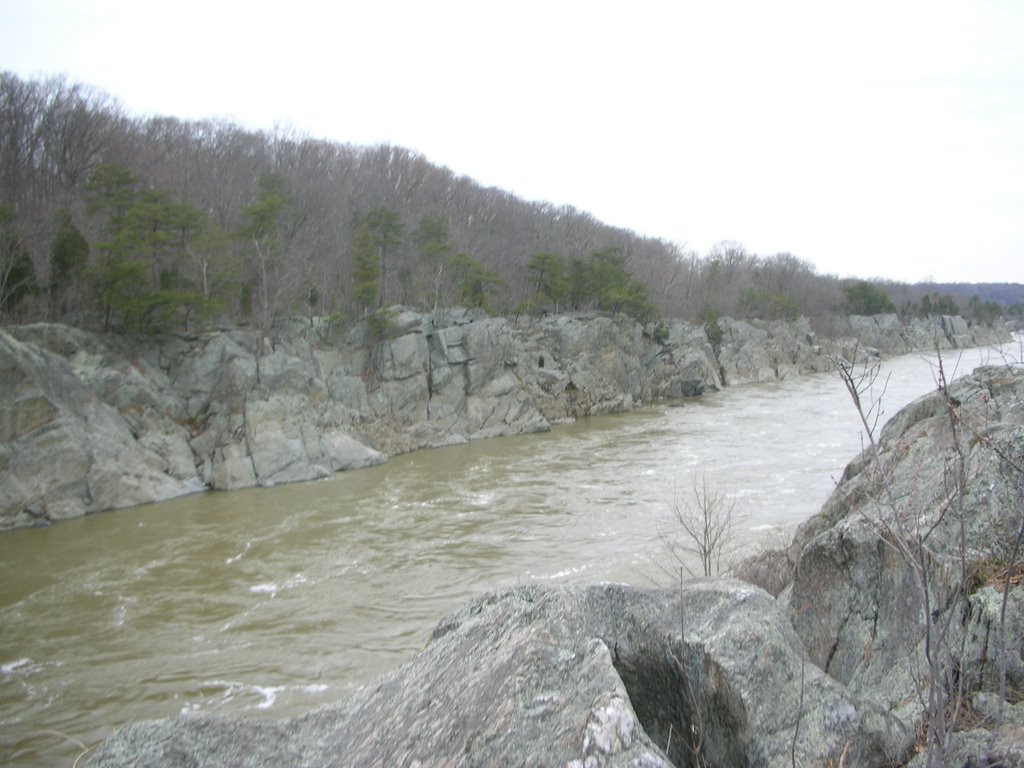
left=1, top=342, right=1018, bottom=766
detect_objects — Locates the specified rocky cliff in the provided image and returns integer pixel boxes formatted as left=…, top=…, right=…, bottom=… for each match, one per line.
left=81, top=359, right=1024, bottom=768
left=0, top=310, right=712, bottom=530
left=0, top=310, right=1008, bottom=530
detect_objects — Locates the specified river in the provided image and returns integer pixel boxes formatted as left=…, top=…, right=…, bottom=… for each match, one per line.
left=1, top=340, right=1020, bottom=766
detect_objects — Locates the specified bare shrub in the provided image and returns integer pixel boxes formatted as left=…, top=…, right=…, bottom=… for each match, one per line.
left=660, top=473, right=744, bottom=578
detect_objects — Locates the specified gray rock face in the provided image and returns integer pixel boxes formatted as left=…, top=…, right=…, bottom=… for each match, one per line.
left=833, top=313, right=1007, bottom=358
left=0, top=312, right=1009, bottom=529
left=905, top=717, right=1024, bottom=768
left=0, top=329, right=195, bottom=528
left=647, top=321, right=721, bottom=398
left=963, top=586, right=1024, bottom=698
left=85, top=581, right=910, bottom=768
left=0, top=313, right=720, bottom=529
left=786, top=366, right=1024, bottom=730
left=714, top=316, right=832, bottom=386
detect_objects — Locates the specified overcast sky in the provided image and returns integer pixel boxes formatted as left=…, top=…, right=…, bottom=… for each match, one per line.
left=2, top=0, right=1022, bottom=284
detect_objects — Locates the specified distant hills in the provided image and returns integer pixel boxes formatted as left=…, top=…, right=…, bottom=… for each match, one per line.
left=921, top=283, right=1024, bottom=308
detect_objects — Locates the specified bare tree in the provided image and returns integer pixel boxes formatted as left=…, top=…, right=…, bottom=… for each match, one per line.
left=661, top=473, right=744, bottom=578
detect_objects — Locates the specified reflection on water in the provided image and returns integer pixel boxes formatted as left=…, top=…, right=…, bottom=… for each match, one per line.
left=0, top=341, right=1018, bottom=766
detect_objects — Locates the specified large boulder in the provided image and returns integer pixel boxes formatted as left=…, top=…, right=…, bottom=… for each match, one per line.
left=86, top=582, right=910, bottom=767
left=786, top=365, right=1024, bottom=732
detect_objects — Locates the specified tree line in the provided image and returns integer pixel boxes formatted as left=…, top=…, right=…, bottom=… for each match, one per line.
left=0, top=72, right=1012, bottom=334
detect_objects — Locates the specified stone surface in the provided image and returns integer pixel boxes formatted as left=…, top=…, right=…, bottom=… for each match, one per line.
left=0, top=328, right=195, bottom=529
left=85, top=581, right=911, bottom=768
left=0, top=312, right=1010, bottom=529
left=713, top=316, right=833, bottom=386
left=962, top=585, right=1024, bottom=697
left=786, top=366, right=1024, bottom=728
left=833, top=313, right=1008, bottom=359
left=905, top=723, right=1024, bottom=768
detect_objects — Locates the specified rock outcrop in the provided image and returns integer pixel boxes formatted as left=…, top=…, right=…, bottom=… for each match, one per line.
left=712, top=316, right=834, bottom=386
left=0, top=311, right=1009, bottom=530
left=85, top=581, right=911, bottom=768
left=0, top=311, right=720, bottom=529
left=0, top=330, right=196, bottom=526
left=831, top=313, right=1006, bottom=358
left=783, top=365, right=1024, bottom=760
left=707, top=313, right=1008, bottom=386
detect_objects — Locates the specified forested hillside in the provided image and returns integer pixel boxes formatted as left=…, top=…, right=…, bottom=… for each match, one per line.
left=0, top=73, right=1015, bottom=333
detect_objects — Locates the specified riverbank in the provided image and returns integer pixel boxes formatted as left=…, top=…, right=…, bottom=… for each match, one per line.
left=0, top=310, right=1009, bottom=530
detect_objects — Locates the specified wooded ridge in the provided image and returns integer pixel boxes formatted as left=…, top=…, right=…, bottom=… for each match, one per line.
left=2, top=72, right=1020, bottom=334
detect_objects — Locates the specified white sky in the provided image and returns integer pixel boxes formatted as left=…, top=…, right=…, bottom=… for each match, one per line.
left=2, top=0, right=1022, bottom=284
